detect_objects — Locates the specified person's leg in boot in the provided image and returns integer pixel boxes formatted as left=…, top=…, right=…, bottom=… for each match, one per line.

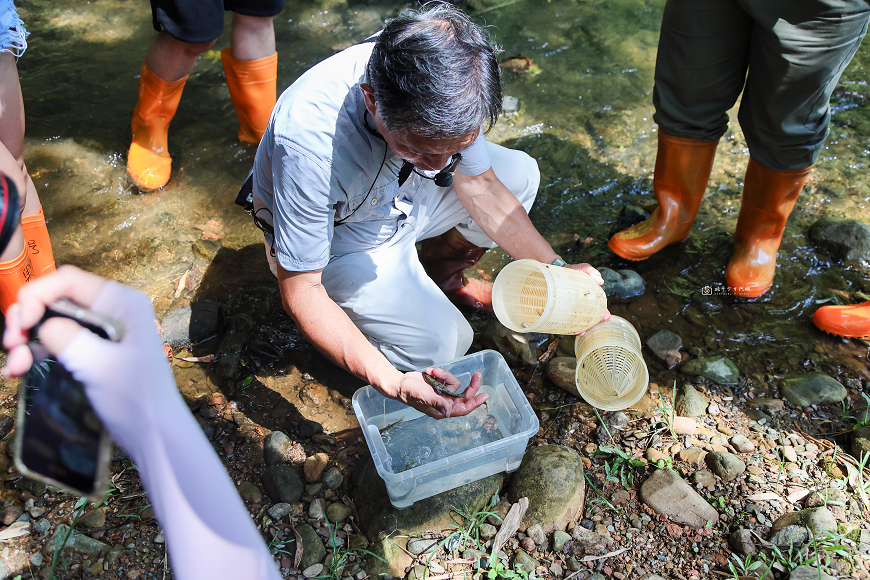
left=608, top=133, right=717, bottom=260
left=813, top=301, right=870, bottom=338
left=0, top=52, right=54, bottom=276
left=724, top=160, right=809, bottom=298
left=419, top=228, right=493, bottom=311
left=608, top=0, right=752, bottom=260
left=0, top=171, right=34, bottom=314
left=417, top=142, right=541, bottom=312
left=128, top=32, right=216, bottom=189
left=222, top=12, right=278, bottom=144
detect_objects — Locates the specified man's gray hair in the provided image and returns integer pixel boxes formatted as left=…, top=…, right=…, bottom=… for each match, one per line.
left=367, top=3, right=503, bottom=139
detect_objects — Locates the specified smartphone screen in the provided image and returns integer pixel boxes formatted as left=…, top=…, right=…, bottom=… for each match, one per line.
left=14, top=301, right=120, bottom=499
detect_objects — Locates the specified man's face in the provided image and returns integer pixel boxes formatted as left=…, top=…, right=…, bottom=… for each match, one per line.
left=361, top=84, right=478, bottom=172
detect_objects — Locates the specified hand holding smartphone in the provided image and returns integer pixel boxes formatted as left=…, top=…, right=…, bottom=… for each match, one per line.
left=13, top=299, right=124, bottom=500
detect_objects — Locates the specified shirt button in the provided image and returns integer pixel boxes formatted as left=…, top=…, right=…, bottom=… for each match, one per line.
left=370, top=198, right=378, bottom=205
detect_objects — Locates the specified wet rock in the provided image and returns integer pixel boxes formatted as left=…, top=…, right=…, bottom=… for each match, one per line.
left=552, top=530, right=571, bottom=552
left=771, top=507, right=837, bottom=538
left=681, top=356, right=740, bottom=386
left=296, top=522, right=327, bottom=569
left=160, top=301, right=222, bottom=348
left=193, top=238, right=222, bottom=262
left=690, top=469, right=716, bottom=488
left=76, top=507, right=107, bottom=530
left=610, top=204, right=650, bottom=236
left=216, top=313, right=257, bottom=380
left=745, top=408, right=772, bottom=423
left=808, top=218, right=870, bottom=262
left=729, top=528, right=756, bottom=555
left=852, top=425, right=870, bottom=458
left=322, top=467, right=344, bottom=490
left=262, top=465, right=304, bottom=504
left=599, top=267, right=645, bottom=300
left=33, top=518, right=50, bottom=534
left=730, top=434, right=756, bottom=453
left=781, top=373, right=846, bottom=408
left=526, top=523, right=547, bottom=546
left=512, top=550, right=538, bottom=574
left=0, top=505, right=23, bottom=526
left=705, top=450, right=746, bottom=481
left=646, top=330, right=682, bottom=368
left=507, top=445, right=586, bottom=534
left=237, top=481, right=262, bottom=503
left=480, top=321, right=540, bottom=366
left=0, top=414, right=14, bottom=439
left=789, top=566, right=836, bottom=580
left=746, top=398, right=784, bottom=414
left=770, top=525, right=809, bottom=547
left=677, top=448, right=707, bottom=467
left=326, top=502, right=351, bottom=523
left=304, top=452, right=330, bottom=483
left=297, top=418, right=324, bottom=439
left=264, top=431, right=306, bottom=466
left=407, top=538, right=440, bottom=555
left=674, top=383, right=709, bottom=417
left=268, top=503, right=293, bottom=521
left=44, top=524, right=109, bottom=558
left=545, top=357, right=579, bottom=396
left=638, top=468, right=718, bottom=528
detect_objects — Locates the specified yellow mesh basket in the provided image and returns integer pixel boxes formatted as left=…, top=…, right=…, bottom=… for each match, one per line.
left=492, top=259, right=607, bottom=334
left=574, top=316, right=648, bottom=411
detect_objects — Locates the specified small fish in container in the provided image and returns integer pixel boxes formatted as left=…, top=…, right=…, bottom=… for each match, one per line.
left=352, top=350, right=539, bottom=509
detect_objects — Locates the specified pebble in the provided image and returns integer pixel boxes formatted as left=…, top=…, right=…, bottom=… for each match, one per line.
left=303, top=563, right=324, bottom=578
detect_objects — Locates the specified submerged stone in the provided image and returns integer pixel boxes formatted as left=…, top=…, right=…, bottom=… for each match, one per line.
left=682, top=355, right=740, bottom=386
left=599, top=267, right=645, bottom=300
left=808, top=218, right=870, bottom=262
left=780, top=373, right=846, bottom=408
left=160, top=301, right=222, bottom=348
left=646, top=329, right=682, bottom=368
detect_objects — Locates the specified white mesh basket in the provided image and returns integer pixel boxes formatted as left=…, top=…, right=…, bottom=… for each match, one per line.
left=492, top=259, right=607, bottom=334
left=574, top=316, right=648, bottom=411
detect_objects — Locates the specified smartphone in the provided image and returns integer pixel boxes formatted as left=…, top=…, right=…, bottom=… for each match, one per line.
left=13, top=299, right=124, bottom=501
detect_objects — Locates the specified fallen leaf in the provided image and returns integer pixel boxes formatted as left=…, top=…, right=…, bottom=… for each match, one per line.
left=491, top=497, right=528, bottom=556
left=175, top=270, right=189, bottom=298
left=786, top=489, right=811, bottom=503
left=746, top=492, right=785, bottom=502
left=177, top=354, right=215, bottom=363
left=584, top=237, right=594, bottom=244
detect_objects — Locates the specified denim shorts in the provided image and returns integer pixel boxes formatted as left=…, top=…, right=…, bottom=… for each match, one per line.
left=150, top=0, right=286, bottom=44
left=0, top=0, right=28, bottom=57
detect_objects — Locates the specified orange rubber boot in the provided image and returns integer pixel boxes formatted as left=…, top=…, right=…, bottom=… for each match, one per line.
left=419, top=227, right=493, bottom=311
left=221, top=49, right=278, bottom=144
left=127, top=63, right=187, bottom=189
left=608, top=133, right=718, bottom=260
left=21, top=206, right=55, bottom=277
left=0, top=247, right=34, bottom=314
left=813, top=301, right=870, bottom=338
left=725, top=159, right=810, bottom=298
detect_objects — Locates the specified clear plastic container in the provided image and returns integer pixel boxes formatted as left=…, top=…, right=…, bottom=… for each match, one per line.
left=352, top=350, right=539, bottom=509
left=492, top=259, right=607, bottom=335
left=574, top=316, right=648, bottom=411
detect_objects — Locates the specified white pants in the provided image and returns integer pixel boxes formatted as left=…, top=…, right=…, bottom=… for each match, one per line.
left=266, top=141, right=540, bottom=371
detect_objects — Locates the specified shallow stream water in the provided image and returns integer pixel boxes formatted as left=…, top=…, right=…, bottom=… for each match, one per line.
left=5, top=0, right=870, bottom=430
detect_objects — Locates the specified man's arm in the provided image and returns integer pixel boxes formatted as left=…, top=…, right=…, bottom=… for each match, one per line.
left=277, top=266, right=487, bottom=418
left=453, top=169, right=604, bottom=281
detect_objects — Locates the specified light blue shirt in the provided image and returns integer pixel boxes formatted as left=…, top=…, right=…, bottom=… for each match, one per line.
left=252, top=41, right=492, bottom=273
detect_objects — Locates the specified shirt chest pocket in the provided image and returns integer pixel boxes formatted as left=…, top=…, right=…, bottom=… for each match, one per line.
left=339, top=177, right=400, bottom=224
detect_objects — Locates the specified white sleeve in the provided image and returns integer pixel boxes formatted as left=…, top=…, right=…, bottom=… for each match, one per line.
left=57, top=282, right=282, bottom=580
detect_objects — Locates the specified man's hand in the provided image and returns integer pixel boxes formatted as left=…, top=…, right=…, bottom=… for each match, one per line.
left=565, top=262, right=611, bottom=326
left=393, top=369, right=488, bottom=420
